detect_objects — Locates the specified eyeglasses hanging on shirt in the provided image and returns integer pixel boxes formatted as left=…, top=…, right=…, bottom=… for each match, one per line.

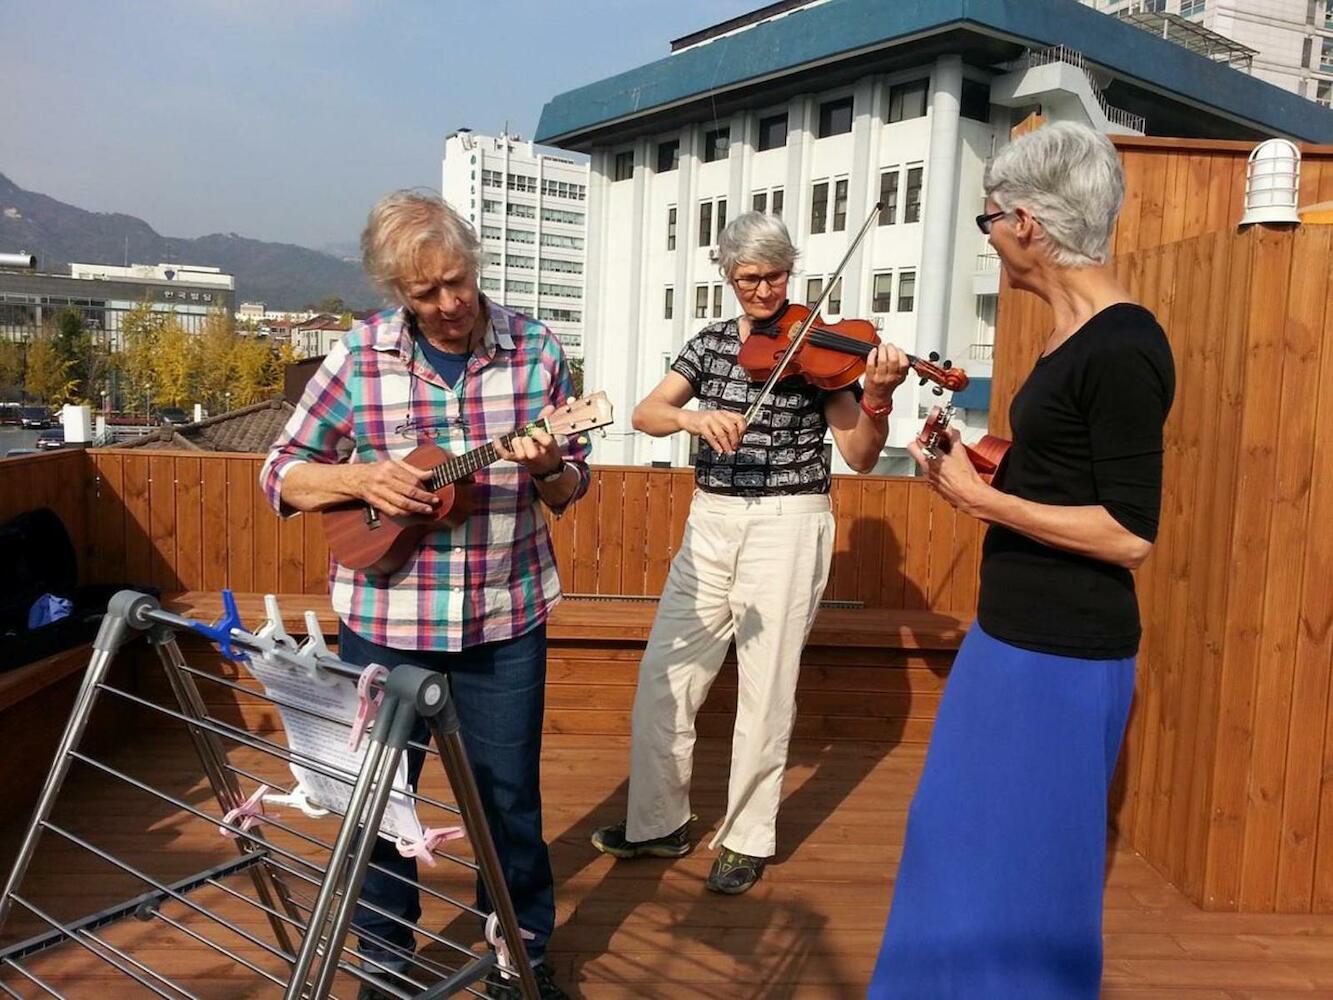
left=395, top=324, right=471, bottom=440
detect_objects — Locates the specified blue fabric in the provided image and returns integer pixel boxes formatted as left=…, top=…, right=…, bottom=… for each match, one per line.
left=412, top=331, right=469, bottom=388
left=336, top=622, right=554, bottom=964
left=869, top=624, right=1135, bottom=999
left=28, top=593, right=73, bottom=629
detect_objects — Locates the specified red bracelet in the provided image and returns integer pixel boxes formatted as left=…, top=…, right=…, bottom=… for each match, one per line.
left=860, top=396, right=892, bottom=420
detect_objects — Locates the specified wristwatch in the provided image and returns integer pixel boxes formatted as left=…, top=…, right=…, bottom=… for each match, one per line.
left=860, top=396, right=893, bottom=420
left=535, top=461, right=567, bottom=483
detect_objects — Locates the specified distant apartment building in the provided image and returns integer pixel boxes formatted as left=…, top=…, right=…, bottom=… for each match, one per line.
left=441, top=130, right=589, bottom=357
left=1082, top=0, right=1333, bottom=105
left=0, top=260, right=236, bottom=349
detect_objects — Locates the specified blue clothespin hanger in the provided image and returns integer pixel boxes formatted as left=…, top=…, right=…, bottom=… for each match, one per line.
left=187, top=588, right=248, bottom=662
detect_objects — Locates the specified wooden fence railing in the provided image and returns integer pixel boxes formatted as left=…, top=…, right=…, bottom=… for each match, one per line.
left=1, top=452, right=981, bottom=614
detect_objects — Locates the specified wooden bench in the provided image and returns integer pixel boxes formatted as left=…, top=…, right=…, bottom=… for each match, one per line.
left=0, top=643, right=142, bottom=820
left=155, top=592, right=970, bottom=744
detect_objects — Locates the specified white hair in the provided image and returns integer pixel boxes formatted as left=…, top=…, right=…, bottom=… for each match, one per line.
left=716, top=211, right=799, bottom=278
left=984, top=122, right=1125, bottom=268
left=360, top=189, right=482, bottom=305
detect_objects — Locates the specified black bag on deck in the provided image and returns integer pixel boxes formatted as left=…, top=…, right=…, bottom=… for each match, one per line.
left=0, top=507, right=155, bottom=671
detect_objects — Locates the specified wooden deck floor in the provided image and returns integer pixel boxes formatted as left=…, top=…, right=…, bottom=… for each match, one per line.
left=4, top=729, right=1333, bottom=998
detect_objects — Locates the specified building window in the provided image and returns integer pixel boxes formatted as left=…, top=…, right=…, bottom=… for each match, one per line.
left=818, top=96, right=854, bottom=138
left=657, top=139, right=680, bottom=173
left=540, top=232, right=584, bottom=250
left=832, top=178, right=849, bottom=232
left=878, top=170, right=900, bottom=225
left=541, top=258, right=583, bottom=275
left=771, top=188, right=784, bottom=217
left=483, top=199, right=502, bottom=214
left=872, top=272, right=894, bottom=313
left=904, top=166, right=923, bottom=224
left=664, top=286, right=674, bottom=320
left=1318, top=79, right=1333, bottom=109
left=506, top=254, right=534, bottom=269
left=810, top=180, right=829, bottom=233
left=541, top=206, right=583, bottom=225
left=712, top=284, right=723, bottom=319
left=827, top=277, right=843, bottom=315
left=506, top=228, right=535, bottom=244
left=806, top=276, right=823, bottom=306
left=757, top=113, right=788, bottom=151
left=704, top=127, right=730, bottom=162
left=481, top=276, right=501, bottom=291
left=482, top=225, right=503, bottom=241
left=1180, top=0, right=1205, bottom=15
left=716, top=198, right=727, bottom=236
left=538, top=307, right=582, bottom=323
left=509, top=280, right=535, bottom=294
left=1142, top=0, right=1166, bottom=11
left=509, top=203, right=536, bottom=219
left=897, top=271, right=916, bottom=312
left=753, top=191, right=767, bottom=213
left=482, top=169, right=504, bottom=188
left=888, top=79, right=929, bottom=123
left=960, top=80, right=991, bottom=123
left=507, top=173, right=537, bottom=193
left=667, top=206, right=678, bottom=250
left=1324, top=37, right=1333, bottom=70
left=614, top=150, right=635, bottom=181
left=540, top=282, right=582, bottom=299
left=695, top=284, right=709, bottom=319
left=699, top=201, right=713, bottom=246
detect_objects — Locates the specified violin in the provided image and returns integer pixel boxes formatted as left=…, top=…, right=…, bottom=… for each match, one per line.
left=737, top=202, right=968, bottom=426
left=740, top=300, right=970, bottom=396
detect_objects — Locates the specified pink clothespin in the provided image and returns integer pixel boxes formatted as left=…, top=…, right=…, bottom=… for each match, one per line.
left=220, top=784, right=271, bottom=838
left=484, top=912, right=536, bottom=980
left=395, top=826, right=465, bottom=867
left=348, top=664, right=390, bottom=752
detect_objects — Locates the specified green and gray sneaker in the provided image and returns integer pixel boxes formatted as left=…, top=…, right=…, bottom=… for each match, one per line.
left=705, top=847, right=768, bottom=894
left=590, top=818, right=692, bottom=859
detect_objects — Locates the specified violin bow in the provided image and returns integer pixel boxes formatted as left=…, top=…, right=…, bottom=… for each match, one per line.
left=743, top=201, right=885, bottom=426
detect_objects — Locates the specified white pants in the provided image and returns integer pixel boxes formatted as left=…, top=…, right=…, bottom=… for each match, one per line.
left=626, top=489, right=835, bottom=858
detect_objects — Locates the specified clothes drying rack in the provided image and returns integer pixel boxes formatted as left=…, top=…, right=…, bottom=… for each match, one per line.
left=0, top=589, right=539, bottom=999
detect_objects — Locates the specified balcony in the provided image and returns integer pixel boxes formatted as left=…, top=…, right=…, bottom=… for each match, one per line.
left=973, top=250, right=1001, bottom=296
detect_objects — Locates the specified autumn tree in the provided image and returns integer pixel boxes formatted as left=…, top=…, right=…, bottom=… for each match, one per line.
left=117, top=300, right=163, bottom=416
left=194, top=309, right=238, bottom=414
left=231, top=335, right=278, bottom=406
left=152, top=315, right=195, bottom=407
left=24, top=330, right=76, bottom=404
left=0, top=341, right=24, bottom=398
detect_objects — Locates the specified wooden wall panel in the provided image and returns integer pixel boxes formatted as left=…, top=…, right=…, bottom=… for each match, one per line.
left=994, top=222, right=1333, bottom=914
left=0, top=450, right=93, bottom=580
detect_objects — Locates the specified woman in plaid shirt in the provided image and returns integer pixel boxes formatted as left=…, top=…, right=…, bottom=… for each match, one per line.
left=261, top=191, right=587, bottom=1000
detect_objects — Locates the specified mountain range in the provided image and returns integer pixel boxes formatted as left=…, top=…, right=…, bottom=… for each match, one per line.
left=0, top=172, right=377, bottom=310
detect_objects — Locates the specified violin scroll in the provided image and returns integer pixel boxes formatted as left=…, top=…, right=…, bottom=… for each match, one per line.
left=908, top=351, right=970, bottom=395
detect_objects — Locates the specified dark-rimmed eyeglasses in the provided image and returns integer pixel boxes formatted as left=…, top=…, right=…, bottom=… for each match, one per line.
left=975, top=210, right=1008, bottom=235
left=732, top=270, right=789, bottom=292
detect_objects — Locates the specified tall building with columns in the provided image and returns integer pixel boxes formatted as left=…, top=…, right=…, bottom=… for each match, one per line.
left=537, top=0, right=1333, bottom=470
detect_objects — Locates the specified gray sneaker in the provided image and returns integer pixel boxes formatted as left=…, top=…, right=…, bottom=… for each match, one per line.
left=590, top=818, right=692, bottom=859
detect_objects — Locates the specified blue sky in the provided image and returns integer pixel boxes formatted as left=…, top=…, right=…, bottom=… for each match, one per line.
left=1, top=0, right=759, bottom=250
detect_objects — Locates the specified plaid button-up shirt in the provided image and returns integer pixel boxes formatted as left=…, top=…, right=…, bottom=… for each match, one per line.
left=260, top=300, right=590, bottom=651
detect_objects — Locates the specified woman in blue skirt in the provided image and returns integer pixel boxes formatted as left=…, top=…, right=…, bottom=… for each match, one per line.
left=869, top=122, right=1175, bottom=999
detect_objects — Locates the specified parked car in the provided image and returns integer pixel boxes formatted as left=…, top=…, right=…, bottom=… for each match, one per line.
left=0, top=403, right=22, bottom=425
left=157, top=407, right=190, bottom=426
left=4, top=448, right=38, bottom=458
left=35, top=428, right=65, bottom=451
left=20, top=406, right=52, bottom=429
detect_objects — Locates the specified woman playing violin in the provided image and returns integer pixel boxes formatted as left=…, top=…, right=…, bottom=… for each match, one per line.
left=590, top=211, right=908, bottom=893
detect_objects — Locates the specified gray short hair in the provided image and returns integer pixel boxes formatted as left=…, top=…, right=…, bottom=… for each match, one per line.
left=360, top=190, right=482, bottom=305
left=716, top=211, right=799, bottom=278
left=984, top=122, right=1124, bottom=268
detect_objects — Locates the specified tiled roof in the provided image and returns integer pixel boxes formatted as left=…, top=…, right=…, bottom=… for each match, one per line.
left=114, top=398, right=294, bottom=453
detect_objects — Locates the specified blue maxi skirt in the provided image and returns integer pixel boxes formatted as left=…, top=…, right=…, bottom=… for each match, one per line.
left=868, top=624, right=1135, bottom=999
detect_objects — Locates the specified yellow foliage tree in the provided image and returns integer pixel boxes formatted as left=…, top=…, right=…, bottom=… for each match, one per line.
left=231, top=335, right=278, bottom=407
left=0, top=341, right=25, bottom=397
left=117, top=301, right=163, bottom=416
left=24, top=330, right=77, bottom=404
left=152, top=316, right=195, bottom=408
left=194, top=309, right=238, bottom=414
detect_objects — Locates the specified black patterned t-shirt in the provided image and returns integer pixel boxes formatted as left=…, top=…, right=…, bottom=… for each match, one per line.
left=671, top=319, right=855, bottom=497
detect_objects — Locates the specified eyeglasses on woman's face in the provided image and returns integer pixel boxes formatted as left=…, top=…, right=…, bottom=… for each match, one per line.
left=975, top=210, right=1008, bottom=235
left=732, top=269, right=789, bottom=293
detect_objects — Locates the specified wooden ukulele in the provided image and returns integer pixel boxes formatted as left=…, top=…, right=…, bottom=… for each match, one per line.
left=323, top=391, right=614, bottom=574
left=919, top=402, right=1011, bottom=480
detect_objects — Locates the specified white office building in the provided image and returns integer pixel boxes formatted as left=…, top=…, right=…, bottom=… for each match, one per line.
left=1083, top=1, right=1333, bottom=105
left=441, top=130, right=589, bottom=357
left=536, top=0, right=1333, bottom=471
